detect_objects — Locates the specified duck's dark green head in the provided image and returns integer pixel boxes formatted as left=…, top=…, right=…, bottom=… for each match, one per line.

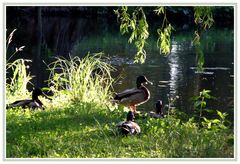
left=127, top=111, right=135, bottom=121
left=136, top=75, right=152, bottom=88
left=156, top=100, right=163, bottom=114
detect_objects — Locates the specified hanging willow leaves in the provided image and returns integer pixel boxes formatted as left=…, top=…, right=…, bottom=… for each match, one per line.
left=194, top=7, right=214, bottom=30
left=114, top=6, right=131, bottom=34
left=156, top=7, right=174, bottom=55
left=193, top=7, right=214, bottom=72
left=115, top=6, right=214, bottom=66
left=133, top=8, right=149, bottom=63
left=157, top=24, right=174, bottom=55
left=114, top=6, right=149, bottom=64
left=154, top=6, right=165, bottom=15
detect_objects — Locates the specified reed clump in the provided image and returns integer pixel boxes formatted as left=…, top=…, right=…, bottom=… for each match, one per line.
left=6, top=29, right=31, bottom=104
left=6, top=59, right=32, bottom=104
left=47, top=53, right=115, bottom=107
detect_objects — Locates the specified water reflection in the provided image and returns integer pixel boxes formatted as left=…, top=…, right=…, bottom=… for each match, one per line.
left=167, top=43, right=182, bottom=97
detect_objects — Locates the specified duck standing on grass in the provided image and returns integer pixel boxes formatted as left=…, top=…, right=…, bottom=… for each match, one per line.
left=7, top=88, right=48, bottom=110
left=114, top=75, right=152, bottom=113
left=117, top=111, right=141, bottom=136
left=149, top=100, right=164, bottom=118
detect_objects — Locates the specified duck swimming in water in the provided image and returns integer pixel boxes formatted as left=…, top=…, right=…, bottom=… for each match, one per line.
left=116, top=111, right=141, bottom=136
left=7, top=88, right=48, bottom=110
left=114, top=75, right=152, bottom=113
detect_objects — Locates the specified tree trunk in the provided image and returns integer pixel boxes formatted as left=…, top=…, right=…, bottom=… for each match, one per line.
left=34, top=7, right=42, bottom=88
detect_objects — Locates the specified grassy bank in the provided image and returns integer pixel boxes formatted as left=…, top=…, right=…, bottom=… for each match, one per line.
left=6, top=52, right=234, bottom=158
left=6, top=101, right=233, bottom=158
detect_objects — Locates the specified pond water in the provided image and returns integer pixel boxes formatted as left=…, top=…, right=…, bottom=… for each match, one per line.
left=109, top=30, right=234, bottom=117
left=7, top=15, right=234, bottom=117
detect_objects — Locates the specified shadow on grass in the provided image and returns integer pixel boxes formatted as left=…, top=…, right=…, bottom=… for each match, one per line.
left=6, top=101, right=126, bottom=143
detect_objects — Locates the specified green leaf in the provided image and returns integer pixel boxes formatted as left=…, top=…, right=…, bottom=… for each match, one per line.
left=217, top=110, right=224, bottom=120
left=204, top=108, right=215, bottom=113
left=207, top=122, right=212, bottom=129
left=211, top=119, right=221, bottom=124
left=154, top=7, right=165, bottom=15
left=219, top=124, right=227, bottom=129
left=202, top=90, right=211, bottom=98
left=203, top=117, right=209, bottom=123
left=194, top=101, right=201, bottom=108
left=200, top=101, right=206, bottom=107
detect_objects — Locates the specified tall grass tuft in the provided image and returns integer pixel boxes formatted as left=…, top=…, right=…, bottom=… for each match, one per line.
left=6, top=29, right=31, bottom=104
left=47, top=53, right=115, bottom=107
left=6, top=59, right=33, bottom=103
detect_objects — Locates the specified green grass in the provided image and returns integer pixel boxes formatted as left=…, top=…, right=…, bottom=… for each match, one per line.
left=47, top=53, right=115, bottom=106
left=6, top=59, right=32, bottom=104
left=6, top=101, right=234, bottom=158
left=6, top=29, right=32, bottom=104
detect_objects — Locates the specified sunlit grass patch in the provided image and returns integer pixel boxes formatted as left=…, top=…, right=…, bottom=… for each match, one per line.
left=6, top=59, right=32, bottom=104
left=47, top=53, right=115, bottom=108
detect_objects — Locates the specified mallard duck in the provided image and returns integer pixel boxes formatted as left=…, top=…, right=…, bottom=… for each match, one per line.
left=7, top=88, right=47, bottom=110
left=149, top=100, right=164, bottom=118
left=114, top=75, right=152, bottom=113
left=116, top=111, right=141, bottom=136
